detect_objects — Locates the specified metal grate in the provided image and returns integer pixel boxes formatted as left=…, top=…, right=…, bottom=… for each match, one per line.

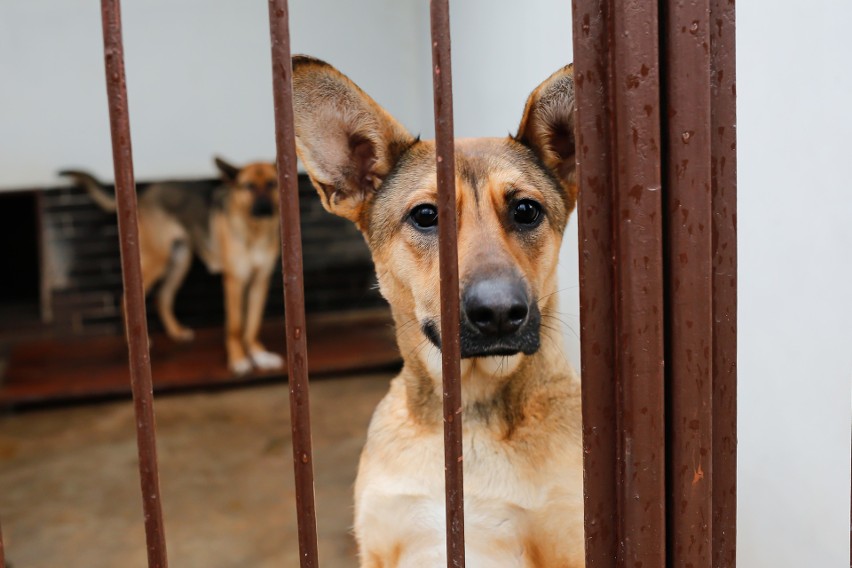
left=0, top=1, right=736, bottom=567
left=572, top=0, right=737, bottom=566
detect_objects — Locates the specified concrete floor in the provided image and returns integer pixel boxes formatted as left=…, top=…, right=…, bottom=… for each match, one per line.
left=0, top=372, right=393, bottom=568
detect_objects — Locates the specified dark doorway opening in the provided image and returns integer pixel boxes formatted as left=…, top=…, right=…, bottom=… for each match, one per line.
left=0, top=191, right=41, bottom=332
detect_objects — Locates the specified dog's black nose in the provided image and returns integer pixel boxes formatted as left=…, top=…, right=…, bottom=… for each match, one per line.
left=463, top=278, right=529, bottom=337
left=251, top=195, right=275, bottom=217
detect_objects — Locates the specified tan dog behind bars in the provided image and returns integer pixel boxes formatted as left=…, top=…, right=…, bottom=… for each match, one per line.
left=292, top=56, right=583, bottom=567
left=61, top=159, right=283, bottom=375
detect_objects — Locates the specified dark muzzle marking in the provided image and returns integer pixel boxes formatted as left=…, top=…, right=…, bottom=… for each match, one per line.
left=421, top=275, right=541, bottom=359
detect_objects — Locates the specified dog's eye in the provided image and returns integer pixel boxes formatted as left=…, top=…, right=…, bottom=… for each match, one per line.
left=409, top=204, right=438, bottom=229
left=513, top=199, right=542, bottom=226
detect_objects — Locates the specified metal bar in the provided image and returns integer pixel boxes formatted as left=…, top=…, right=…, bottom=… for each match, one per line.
left=709, top=0, right=737, bottom=564
left=610, top=0, right=667, bottom=564
left=266, top=1, right=320, bottom=566
left=0, top=516, right=6, bottom=568
left=662, top=0, right=714, bottom=565
left=429, top=1, right=466, bottom=566
left=571, top=0, right=619, bottom=565
left=99, top=2, right=168, bottom=566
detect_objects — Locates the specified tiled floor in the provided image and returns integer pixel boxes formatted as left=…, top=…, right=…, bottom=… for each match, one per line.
left=0, top=373, right=393, bottom=568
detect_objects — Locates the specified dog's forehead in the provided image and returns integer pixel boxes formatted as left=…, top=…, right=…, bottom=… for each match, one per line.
left=237, top=162, right=277, bottom=183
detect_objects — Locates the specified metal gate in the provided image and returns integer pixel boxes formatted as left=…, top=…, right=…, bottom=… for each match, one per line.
left=0, top=0, right=736, bottom=566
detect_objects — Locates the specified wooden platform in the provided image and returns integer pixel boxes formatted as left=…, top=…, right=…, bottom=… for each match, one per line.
left=0, top=311, right=400, bottom=408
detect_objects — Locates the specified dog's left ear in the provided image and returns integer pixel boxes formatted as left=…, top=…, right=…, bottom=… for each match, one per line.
left=214, top=157, right=240, bottom=183
left=515, top=65, right=577, bottom=211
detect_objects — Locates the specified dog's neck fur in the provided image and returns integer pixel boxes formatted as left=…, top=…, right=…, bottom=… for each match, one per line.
left=223, top=201, right=279, bottom=241
left=390, top=293, right=571, bottom=431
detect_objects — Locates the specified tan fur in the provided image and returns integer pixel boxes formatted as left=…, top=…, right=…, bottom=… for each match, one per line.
left=64, top=161, right=283, bottom=375
left=211, top=161, right=282, bottom=374
left=293, top=56, right=583, bottom=567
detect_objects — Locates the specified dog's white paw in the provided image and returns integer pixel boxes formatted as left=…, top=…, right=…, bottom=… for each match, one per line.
left=230, top=358, right=253, bottom=376
left=252, top=350, right=284, bottom=370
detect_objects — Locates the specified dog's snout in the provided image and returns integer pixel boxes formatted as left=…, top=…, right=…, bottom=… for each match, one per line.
left=251, top=195, right=275, bottom=217
left=463, top=278, right=529, bottom=337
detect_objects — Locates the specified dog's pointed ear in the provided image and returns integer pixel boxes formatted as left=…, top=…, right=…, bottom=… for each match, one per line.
left=214, top=156, right=240, bottom=183
left=292, top=55, right=415, bottom=226
left=515, top=65, right=578, bottom=211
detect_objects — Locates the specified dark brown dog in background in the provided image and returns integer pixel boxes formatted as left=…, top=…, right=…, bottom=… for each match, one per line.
left=61, top=158, right=282, bottom=375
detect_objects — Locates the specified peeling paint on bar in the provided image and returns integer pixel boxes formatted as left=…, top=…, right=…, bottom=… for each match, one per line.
left=572, top=0, right=619, bottom=564
left=663, top=0, right=714, bottom=565
left=572, top=0, right=736, bottom=565
left=709, top=0, right=738, bottom=564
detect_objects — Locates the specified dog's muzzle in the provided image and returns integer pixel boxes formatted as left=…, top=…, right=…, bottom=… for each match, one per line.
left=251, top=195, right=275, bottom=217
left=422, top=276, right=541, bottom=358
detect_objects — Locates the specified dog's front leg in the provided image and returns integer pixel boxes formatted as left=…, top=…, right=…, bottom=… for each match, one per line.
left=223, top=271, right=252, bottom=375
left=243, top=264, right=283, bottom=371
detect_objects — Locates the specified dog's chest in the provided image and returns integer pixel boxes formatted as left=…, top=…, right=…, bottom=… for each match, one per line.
left=210, top=213, right=279, bottom=275
left=355, top=386, right=583, bottom=566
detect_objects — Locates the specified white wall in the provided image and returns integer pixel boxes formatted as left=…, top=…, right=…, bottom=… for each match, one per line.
left=736, top=1, right=851, bottom=566
left=0, top=0, right=425, bottom=189
left=1, top=1, right=849, bottom=566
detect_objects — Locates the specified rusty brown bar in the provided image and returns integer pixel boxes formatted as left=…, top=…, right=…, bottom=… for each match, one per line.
left=571, top=0, right=619, bottom=565
left=662, top=0, right=714, bottom=565
left=99, top=1, right=168, bottom=566
left=266, top=1, right=320, bottom=566
left=709, top=0, right=737, bottom=564
left=429, top=0, right=466, bottom=566
left=0, top=516, right=5, bottom=568
left=611, top=0, right=667, bottom=564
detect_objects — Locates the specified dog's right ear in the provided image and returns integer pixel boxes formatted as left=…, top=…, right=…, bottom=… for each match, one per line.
left=292, top=55, right=415, bottom=226
left=214, top=156, right=240, bottom=184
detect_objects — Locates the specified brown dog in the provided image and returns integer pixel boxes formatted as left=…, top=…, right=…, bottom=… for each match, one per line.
left=61, top=159, right=283, bottom=375
left=292, top=56, right=584, bottom=567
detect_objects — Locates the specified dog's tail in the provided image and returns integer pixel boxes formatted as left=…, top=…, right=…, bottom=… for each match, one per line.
left=59, top=170, right=117, bottom=212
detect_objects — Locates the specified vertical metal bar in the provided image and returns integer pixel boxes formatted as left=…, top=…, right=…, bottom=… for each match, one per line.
left=611, top=0, right=667, bottom=564
left=99, top=2, right=168, bottom=566
left=0, top=516, right=6, bottom=568
left=709, top=0, right=737, bottom=564
left=663, top=0, right=714, bottom=565
left=573, top=0, right=667, bottom=564
left=571, top=0, right=619, bottom=565
left=266, top=1, right=320, bottom=566
left=429, top=1, right=465, bottom=566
